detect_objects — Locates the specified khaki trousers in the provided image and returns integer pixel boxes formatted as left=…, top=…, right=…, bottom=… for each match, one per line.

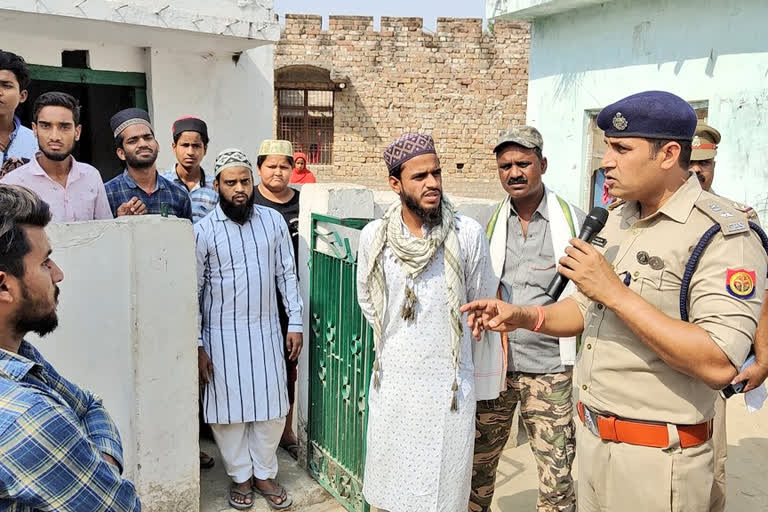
left=576, top=420, right=713, bottom=512
left=710, top=395, right=727, bottom=512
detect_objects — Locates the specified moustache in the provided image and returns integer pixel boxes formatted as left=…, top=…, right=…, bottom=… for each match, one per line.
left=507, top=177, right=528, bottom=185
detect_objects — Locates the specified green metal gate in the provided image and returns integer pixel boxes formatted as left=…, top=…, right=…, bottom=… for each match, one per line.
left=308, top=214, right=373, bottom=512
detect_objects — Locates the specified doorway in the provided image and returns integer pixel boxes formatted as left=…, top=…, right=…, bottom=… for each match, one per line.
left=18, top=64, right=148, bottom=182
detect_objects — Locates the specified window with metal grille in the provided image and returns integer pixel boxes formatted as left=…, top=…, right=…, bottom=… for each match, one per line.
left=277, top=89, right=334, bottom=165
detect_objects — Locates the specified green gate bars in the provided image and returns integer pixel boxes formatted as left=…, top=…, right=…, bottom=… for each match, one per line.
left=308, top=214, right=373, bottom=512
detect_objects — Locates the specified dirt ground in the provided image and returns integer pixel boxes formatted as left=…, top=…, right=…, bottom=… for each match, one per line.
left=491, top=396, right=768, bottom=511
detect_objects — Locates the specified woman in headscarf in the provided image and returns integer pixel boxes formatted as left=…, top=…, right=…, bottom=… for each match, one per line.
left=289, top=152, right=316, bottom=184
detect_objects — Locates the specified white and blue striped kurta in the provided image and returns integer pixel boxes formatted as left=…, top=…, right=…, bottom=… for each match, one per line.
left=195, top=204, right=303, bottom=424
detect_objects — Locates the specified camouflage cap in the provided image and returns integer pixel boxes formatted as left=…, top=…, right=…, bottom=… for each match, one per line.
left=691, top=122, right=721, bottom=161
left=494, top=125, right=544, bottom=153
left=258, top=139, right=294, bottom=158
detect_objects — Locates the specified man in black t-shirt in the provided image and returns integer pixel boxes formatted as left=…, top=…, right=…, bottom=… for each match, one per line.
left=253, top=152, right=301, bottom=460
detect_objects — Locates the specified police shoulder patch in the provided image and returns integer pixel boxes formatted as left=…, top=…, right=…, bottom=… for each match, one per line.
left=726, top=268, right=756, bottom=299
left=694, top=197, right=749, bottom=235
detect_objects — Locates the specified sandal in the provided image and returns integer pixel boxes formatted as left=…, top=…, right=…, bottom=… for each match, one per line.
left=228, top=483, right=255, bottom=510
left=253, top=480, right=293, bottom=510
left=279, top=441, right=299, bottom=461
left=200, top=451, right=215, bottom=469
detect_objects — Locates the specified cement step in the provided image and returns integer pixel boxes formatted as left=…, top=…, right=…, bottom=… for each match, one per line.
left=200, top=439, right=341, bottom=511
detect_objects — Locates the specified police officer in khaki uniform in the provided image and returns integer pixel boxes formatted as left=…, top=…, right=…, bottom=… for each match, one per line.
left=690, top=122, right=768, bottom=512
left=690, top=122, right=720, bottom=193
left=461, top=91, right=767, bottom=512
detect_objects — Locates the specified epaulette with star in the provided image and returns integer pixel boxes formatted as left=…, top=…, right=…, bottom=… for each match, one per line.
left=694, top=196, right=750, bottom=235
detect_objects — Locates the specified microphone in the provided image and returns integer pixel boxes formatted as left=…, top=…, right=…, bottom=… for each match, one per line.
left=545, top=206, right=609, bottom=300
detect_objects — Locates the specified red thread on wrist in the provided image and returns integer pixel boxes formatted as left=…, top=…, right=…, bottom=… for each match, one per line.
left=533, top=305, right=545, bottom=333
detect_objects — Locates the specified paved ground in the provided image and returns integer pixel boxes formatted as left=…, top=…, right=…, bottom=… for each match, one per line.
left=200, top=439, right=339, bottom=512
left=201, top=396, right=768, bottom=511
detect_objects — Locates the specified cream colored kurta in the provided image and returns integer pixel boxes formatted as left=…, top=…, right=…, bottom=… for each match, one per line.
left=356, top=214, right=495, bottom=512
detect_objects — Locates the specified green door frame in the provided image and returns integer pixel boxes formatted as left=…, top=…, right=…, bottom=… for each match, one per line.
left=28, top=64, right=148, bottom=109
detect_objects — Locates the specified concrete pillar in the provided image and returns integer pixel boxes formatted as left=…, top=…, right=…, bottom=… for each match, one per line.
left=295, top=184, right=375, bottom=467
left=34, top=217, right=199, bottom=511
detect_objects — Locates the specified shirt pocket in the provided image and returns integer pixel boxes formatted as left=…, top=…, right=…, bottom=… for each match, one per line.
left=636, top=267, right=674, bottom=314
left=523, top=239, right=556, bottom=289
left=524, top=263, right=556, bottom=290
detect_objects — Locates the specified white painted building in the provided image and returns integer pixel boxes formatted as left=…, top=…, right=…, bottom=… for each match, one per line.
left=487, top=0, right=768, bottom=222
left=1, top=0, right=278, bottom=179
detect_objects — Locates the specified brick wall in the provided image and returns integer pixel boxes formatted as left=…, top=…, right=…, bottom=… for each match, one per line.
left=275, top=15, right=530, bottom=199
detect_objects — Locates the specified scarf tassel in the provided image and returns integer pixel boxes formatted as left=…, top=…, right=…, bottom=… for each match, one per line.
left=400, top=284, right=418, bottom=322
left=450, top=377, right=459, bottom=412
left=373, top=358, right=381, bottom=390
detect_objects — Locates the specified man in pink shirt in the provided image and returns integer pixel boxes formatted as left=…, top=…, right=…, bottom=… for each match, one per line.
left=1, top=92, right=112, bottom=222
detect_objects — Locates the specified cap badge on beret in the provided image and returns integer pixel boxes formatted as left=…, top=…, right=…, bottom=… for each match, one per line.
left=612, top=112, right=628, bottom=131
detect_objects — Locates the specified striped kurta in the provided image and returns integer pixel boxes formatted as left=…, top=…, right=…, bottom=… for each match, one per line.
left=195, top=204, right=303, bottom=424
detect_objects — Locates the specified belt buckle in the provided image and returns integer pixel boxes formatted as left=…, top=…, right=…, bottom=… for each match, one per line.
left=582, top=405, right=600, bottom=437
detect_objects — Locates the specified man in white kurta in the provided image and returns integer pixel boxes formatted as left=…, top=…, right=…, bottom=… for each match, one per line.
left=357, top=133, right=495, bottom=512
left=196, top=145, right=302, bottom=510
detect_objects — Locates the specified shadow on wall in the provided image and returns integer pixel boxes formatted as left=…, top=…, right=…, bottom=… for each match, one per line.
left=529, top=0, right=768, bottom=82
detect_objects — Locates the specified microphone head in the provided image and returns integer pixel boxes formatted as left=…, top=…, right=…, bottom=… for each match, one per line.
left=584, top=207, right=609, bottom=231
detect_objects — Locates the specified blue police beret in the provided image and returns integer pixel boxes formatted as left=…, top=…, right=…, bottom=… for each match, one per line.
left=597, top=91, right=697, bottom=141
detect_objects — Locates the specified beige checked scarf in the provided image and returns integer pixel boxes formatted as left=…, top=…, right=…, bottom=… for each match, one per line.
left=363, top=198, right=465, bottom=411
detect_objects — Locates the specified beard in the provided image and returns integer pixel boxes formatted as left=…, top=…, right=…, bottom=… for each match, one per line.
left=220, top=192, right=255, bottom=224
left=40, top=145, right=73, bottom=162
left=14, top=285, right=59, bottom=338
left=125, top=148, right=158, bottom=169
left=401, top=188, right=443, bottom=228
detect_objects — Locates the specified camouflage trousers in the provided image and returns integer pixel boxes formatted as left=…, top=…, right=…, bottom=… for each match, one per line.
left=469, top=371, right=576, bottom=512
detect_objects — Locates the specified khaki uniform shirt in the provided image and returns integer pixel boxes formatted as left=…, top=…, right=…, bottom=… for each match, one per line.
left=572, top=175, right=767, bottom=425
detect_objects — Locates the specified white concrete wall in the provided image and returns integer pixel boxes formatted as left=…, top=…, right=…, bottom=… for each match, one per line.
left=0, top=0, right=279, bottom=45
left=487, top=0, right=611, bottom=20
left=491, top=0, right=768, bottom=222
left=1, top=33, right=146, bottom=72
left=148, top=45, right=275, bottom=173
left=30, top=217, right=199, bottom=511
left=131, top=0, right=274, bottom=20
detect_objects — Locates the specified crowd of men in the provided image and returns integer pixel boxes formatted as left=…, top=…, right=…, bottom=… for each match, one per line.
left=2, top=46, right=768, bottom=512
left=0, top=50, right=309, bottom=510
